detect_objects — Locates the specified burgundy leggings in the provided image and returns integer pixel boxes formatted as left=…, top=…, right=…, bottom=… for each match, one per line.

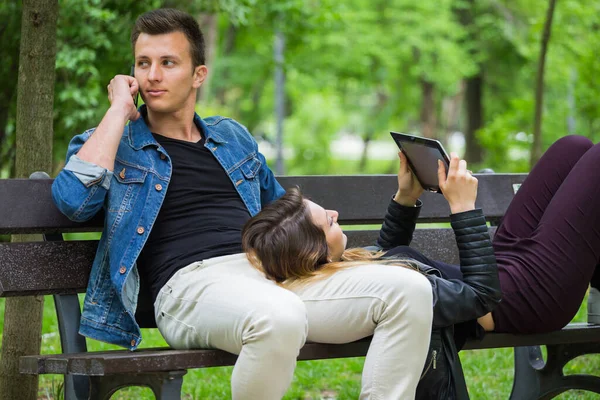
left=491, top=136, right=600, bottom=333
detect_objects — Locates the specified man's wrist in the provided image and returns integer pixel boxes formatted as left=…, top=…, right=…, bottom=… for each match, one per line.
left=108, top=104, right=131, bottom=124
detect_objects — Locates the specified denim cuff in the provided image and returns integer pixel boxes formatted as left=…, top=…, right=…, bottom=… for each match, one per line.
left=64, top=154, right=113, bottom=190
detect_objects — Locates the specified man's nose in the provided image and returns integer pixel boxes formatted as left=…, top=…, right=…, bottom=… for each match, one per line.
left=148, top=64, right=162, bottom=81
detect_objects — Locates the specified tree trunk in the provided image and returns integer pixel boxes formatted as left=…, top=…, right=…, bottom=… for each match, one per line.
left=530, top=0, right=557, bottom=167
left=441, top=80, right=465, bottom=134
left=359, top=130, right=375, bottom=171
left=196, top=13, right=217, bottom=103
left=465, top=74, right=484, bottom=163
left=0, top=1, right=22, bottom=177
left=0, top=1, right=58, bottom=399
left=455, top=0, right=484, bottom=163
left=216, top=24, right=237, bottom=105
left=274, top=28, right=285, bottom=175
left=420, top=79, right=437, bottom=139
left=360, top=89, right=388, bottom=170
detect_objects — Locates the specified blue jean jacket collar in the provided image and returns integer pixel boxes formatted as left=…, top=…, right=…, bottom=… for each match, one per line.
left=127, top=106, right=229, bottom=151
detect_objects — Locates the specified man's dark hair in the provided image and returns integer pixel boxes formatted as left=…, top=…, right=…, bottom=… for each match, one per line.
left=131, top=8, right=205, bottom=67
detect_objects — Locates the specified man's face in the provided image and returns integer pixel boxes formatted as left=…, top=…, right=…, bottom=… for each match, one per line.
left=134, top=31, right=206, bottom=114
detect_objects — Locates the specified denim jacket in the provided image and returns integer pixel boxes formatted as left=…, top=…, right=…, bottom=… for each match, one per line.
left=52, top=106, right=285, bottom=349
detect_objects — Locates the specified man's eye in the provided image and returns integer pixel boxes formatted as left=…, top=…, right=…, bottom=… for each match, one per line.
left=137, top=61, right=149, bottom=67
left=163, top=60, right=174, bottom=66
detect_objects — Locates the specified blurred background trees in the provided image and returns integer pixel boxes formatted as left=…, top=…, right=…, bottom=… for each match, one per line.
left=1, top=0, right=599, bottom=177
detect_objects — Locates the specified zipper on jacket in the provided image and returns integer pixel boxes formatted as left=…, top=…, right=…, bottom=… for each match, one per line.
left=420, top=349, right=437, bottom=380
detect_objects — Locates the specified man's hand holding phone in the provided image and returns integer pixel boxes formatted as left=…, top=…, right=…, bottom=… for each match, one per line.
left=107, top=75, right=140, bottom=122
left=438, top=153, right=478, bottom=214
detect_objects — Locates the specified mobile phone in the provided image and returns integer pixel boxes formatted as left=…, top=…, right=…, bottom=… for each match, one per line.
left=130, top=64, right=139, bottom=108
left=390, top=132, right=451, bottom=193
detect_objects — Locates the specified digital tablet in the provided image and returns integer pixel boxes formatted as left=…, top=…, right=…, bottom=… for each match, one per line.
left=390, top=132, right=450, bottom=193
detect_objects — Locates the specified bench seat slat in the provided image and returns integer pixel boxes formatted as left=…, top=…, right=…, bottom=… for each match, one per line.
left=0, top=228, right=496, bottom=297
left=20, top=323, right=600, bottom=376
left=0, top=174, right=526, bottom=234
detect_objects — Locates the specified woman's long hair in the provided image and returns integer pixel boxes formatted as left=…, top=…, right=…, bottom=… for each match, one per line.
left=242, top=188, right=414, bottom=288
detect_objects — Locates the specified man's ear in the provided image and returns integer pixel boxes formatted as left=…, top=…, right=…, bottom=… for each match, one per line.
left=193, top=65, right=208, bottom=88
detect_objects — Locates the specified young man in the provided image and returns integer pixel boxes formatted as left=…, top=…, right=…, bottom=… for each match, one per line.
left=52, top=9, right=433, bottom=399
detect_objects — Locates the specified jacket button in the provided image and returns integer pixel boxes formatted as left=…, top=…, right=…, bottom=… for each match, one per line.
left=160, top=153, right=166, bottom=160
left=137, top=227, right=145, bottom=235
left=131, top=339, right=136, bottom=347
left=119, top=266, right=126, bottom=274
left=155, top=184, right=162, bottom=191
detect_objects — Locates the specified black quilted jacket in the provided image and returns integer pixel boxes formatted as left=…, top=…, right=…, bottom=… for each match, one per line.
left=375, top=198, right=502, bottom=399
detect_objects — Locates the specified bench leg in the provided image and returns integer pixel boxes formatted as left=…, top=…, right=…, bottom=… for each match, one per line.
left=87, top=370, right=186, bottom=400
left=510, top=343, right=600, bottom=400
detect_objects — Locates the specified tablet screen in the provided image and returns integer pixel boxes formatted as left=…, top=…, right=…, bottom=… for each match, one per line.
left=400, top=141, right=447, bottom=189
left=390, top=132, right=450, bottom=192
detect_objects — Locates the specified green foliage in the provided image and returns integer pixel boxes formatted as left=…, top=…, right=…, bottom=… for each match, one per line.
left=477, top=97, right=534, bottom=172
left=1, top=0, right=599, bottom=177
left=52, top=1, right=161, bottom=169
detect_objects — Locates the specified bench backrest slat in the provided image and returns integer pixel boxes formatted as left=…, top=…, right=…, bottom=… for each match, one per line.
left=278, top=174, right=525, bottom=224
left=0, top=228, right=498, bottom=297
left=0, top=174, right=526, bottom=234
left=0, top=179, right=104, bottom=234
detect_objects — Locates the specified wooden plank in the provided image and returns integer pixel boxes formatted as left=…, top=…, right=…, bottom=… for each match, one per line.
left=0, top=174, right=526, bottom=234
left=0, top=241, right=95, bottom=296
left=462, top=323, right=600, bottom=350
left=345, top=227, right=500, bottom=264
left=20, top=324, right=600, bottom=376
left=0, top=179, right=104, bottom=234
left=0, top=229, right=499, bottom=296
left=277, top=174, right=526, bottom=224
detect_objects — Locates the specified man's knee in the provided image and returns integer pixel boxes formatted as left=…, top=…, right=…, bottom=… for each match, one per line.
left=247, top=292, right=308, bottom=353
left=401, top=271, right=433, bottom=327
left=377, top=267, right=433, bottom=328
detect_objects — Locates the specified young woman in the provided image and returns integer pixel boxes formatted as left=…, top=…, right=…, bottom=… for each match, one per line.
left=243, top=148, right=501, bottom=399
left=242, top=135, right=600, bottom=399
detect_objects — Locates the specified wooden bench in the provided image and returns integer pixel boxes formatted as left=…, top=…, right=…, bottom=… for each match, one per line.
left=1, top=173, right=599, bottom=399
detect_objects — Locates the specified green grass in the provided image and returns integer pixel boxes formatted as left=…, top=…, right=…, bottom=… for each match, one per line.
left=1, top=295, right=598, bottom=399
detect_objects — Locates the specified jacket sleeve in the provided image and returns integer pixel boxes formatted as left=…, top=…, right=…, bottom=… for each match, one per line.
left=51, top=128, right=112, bottom=222
left=257, top=150, right=285, bottom=206
left=428, top=209, right=502, bottom=329
left=375, top=198, right=422, bottom=250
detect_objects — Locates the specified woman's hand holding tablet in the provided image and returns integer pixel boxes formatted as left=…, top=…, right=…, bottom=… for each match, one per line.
left=390, top=132, right=451, bottom=194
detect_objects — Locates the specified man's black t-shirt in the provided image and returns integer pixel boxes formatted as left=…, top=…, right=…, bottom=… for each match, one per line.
left=137, top=133, right=251, bottom=302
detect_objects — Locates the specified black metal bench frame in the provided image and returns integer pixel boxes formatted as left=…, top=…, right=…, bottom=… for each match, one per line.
left=1, top=174, right=599, bottom=399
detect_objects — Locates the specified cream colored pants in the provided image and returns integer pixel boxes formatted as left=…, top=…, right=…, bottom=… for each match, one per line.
left=155, top=253, right=433, bottom=400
